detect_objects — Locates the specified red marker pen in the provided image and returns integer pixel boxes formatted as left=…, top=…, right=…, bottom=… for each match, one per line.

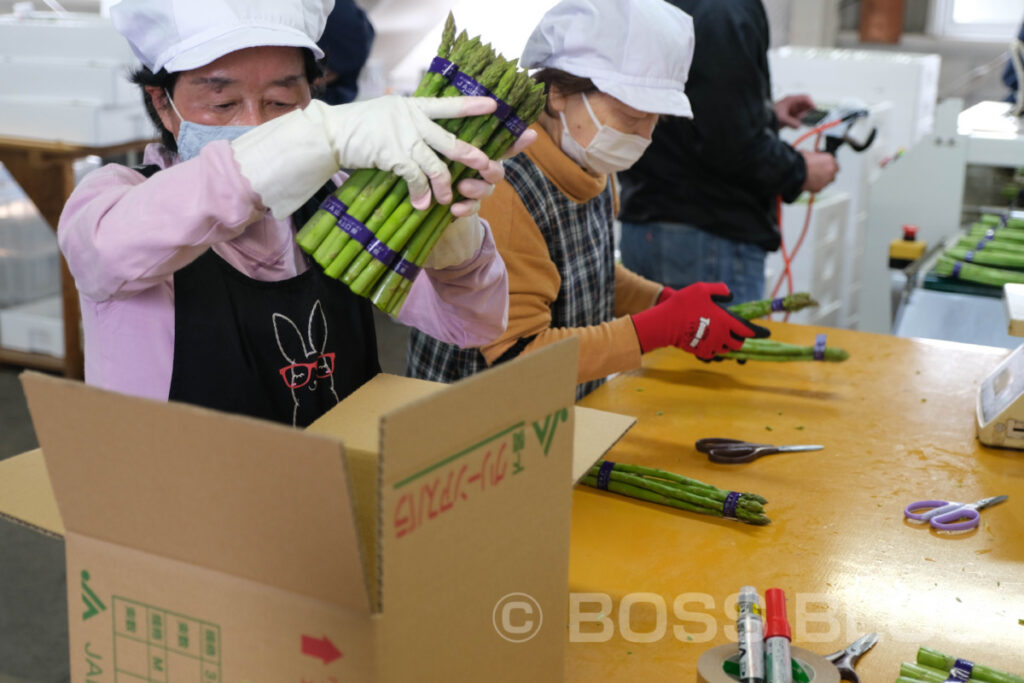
left=764, top=588, right=792, bottom=683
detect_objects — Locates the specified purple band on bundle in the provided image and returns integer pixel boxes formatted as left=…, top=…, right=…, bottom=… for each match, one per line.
left=489, top=93, right=512, bottom=122
left=426, top=57, right=527, bottom=140
left=770, top=297, right=786, bottom=312
left=986, top=229, right=997, bottom=239
left=451, top=70, right=490, bottom=97
left=965, top=250, right=975, bottom=262
left=338, top=214, right=373, bottom=246
left=366, top=238, right=398, bottom=266
left=977, top=240, right=988, bottom=250
left=813, top=333, right=827, bottom=361
left=952, top=261, right=963, bottom=278
left=504, top=114, right=527, bottom=138
left=392, top=258, right=421, bottom=282
left=722, top=491, right=741, bottom=518
left=596, top=461, right=616, bottom=490
left=943, top=659, right=974, bottom=682
left=428, top=56, right=458, bottom=80
left=320, top=195, right=347, bottom=219
left=1000, top=214, right=1009, bottom=227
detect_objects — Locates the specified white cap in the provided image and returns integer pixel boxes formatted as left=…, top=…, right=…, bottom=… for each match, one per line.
left=521, top=0, right=694, bottom=118
left=109, top=0, right=334, bottom=74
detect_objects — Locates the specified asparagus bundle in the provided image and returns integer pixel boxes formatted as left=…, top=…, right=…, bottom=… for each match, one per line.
left=946, top=245, right=1024, bottom=270
left=979, top=213, right=1024, bottom=230
left=896, top=646, right=1024, bottom=683
left=728, top=292, right=819, bottom=319
left=580, top=460, right=771, bottom=525
left=724, top=338, right=849, bottom=363
left=935, top=254, right=1024, bottom=287
left=294, top=14, right=546, bottom=313
left=955, top=235, right=1024, bottom=255
left=968, top=224, right=1024, bottom=245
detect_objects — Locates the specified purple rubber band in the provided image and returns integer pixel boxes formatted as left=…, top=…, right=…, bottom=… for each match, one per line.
left=952, top=261, right=963, bottom=278
left=320, top=195, right=347, bottom=219
left=366, top=238, right=398, bottom=267
left=722, top=491, right=741, bottom=518
left=1001, top=214, right=1009, bottom=227
left=391, top=258, right=421, bottom=282
left=504, top=114, right=527, bottom=138
left=770, top=297, right=786, bottom=312
left=976, top=240, right=988, bottom=250
left=813, top=333, right=827, bottom=361
left=985, top=229, right=997, bottom=239
left=451, top=70, right=490, bottom=97
left=596, top=461, right=616, bottom=490
left=943, top=659, right=974, bottom=682
left=488, top=93, right=513, bottom=122
left=428, top=56, right=458, bottom=80
left=338, top=214, right=373, bottom=247
left=446, top=69, right=526, bottom=138
left=965, top=250, right=975, bottom=262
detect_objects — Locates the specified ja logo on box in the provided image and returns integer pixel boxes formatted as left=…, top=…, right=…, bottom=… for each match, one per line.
left=81, top=570, right=106, bottom=621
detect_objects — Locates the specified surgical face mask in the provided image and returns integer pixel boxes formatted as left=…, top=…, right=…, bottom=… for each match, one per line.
left=559, top=92, right=652, bottom=174
left=165, top=90, right=255, bottom=162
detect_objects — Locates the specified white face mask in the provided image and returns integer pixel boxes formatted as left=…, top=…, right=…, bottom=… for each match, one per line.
left=559, top=92, right=652, bottom=174
left=165, top=89, right=255, bottom=162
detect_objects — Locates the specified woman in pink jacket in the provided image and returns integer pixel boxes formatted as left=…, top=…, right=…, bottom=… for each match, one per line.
left=59, top=0, right=533, bottom=427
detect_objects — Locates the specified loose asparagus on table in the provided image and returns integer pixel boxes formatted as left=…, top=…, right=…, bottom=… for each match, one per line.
left=725, top=338, right=849, bottom=363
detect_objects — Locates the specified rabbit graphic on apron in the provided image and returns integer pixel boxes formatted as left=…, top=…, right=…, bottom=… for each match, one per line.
left=167, top=182, right=381, bottom=426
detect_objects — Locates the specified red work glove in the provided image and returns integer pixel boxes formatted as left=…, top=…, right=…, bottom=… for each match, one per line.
left=656, top=285, right=675, bottom=304
left=631, top=282, right=770, bottom=360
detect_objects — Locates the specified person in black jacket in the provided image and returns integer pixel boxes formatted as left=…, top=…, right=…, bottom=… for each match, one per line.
left=617, top=0, right=838, bottom=303
left=314, top=0, right=375, bottom=105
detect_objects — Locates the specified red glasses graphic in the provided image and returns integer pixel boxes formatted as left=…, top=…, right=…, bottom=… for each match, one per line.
left=279, top=352, right=335, bottom=389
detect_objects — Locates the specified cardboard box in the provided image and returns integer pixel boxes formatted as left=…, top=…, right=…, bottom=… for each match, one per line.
left=2, top=340, right=635, bottom=682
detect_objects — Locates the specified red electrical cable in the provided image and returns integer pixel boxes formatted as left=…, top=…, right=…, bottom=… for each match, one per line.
left=769, top=117, right=845, bottom=320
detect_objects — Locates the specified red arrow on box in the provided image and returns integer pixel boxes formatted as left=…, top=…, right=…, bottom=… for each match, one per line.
left=301, top=635, right=342, bottom=664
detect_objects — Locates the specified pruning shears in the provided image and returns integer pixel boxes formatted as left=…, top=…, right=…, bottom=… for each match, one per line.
left=801, top=101, right=877, bottom=156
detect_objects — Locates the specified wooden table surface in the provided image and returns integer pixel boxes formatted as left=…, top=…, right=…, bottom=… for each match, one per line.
left=566, top=321, right=1024, bottom=680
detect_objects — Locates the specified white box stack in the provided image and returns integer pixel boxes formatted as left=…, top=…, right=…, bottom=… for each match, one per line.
left=0, top=9, right=151, bottom=146
left=0, top=161, right=63, bottom=357
left=764, top=191, right=851, bottom=328
left=768, top=47, right=938, bottom=330
left=768, top=46, right=940, bottom=151
left=0, top=295, right=63, bottom=358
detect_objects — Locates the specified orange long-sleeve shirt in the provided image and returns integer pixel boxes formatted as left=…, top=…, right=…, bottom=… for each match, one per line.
left=476, top=124, right=663, bottom=385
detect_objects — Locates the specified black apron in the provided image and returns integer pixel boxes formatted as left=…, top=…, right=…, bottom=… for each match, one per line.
left=163, top=176, right=380, bottom=427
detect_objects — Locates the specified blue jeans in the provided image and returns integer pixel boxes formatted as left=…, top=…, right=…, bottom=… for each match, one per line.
left=619, top=220, right=768, bottom=304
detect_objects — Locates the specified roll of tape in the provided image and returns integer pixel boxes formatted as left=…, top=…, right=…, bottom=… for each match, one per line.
left=697, top=643, right=840, bottom=683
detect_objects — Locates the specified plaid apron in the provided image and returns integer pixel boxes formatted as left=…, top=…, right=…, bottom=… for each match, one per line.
left=406, top=153, right=616, bottom=401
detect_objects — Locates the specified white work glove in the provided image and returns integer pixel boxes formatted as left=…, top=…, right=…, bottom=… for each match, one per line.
left=423, top=177, right=498, bottom=269
left=230, top=96, right=506, bottom=219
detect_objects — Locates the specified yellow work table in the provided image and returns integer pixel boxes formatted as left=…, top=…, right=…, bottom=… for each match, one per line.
left=566, top=322, right=1024, bottom=681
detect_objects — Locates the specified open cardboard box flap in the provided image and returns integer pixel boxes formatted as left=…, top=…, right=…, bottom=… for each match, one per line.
left=1, top=340, right=636, bottom=681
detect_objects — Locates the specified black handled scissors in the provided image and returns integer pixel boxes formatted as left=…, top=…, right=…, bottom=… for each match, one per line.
left=824, top=632, right=878, bottom=682
left=695, top=437, right=824, bottom=464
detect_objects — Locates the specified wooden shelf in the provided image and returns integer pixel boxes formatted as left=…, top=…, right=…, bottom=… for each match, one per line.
left=0, top=135, right=155, bottom=378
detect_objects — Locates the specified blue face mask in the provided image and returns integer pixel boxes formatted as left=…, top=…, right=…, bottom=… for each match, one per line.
left=165, top=90, right=254, bottom=162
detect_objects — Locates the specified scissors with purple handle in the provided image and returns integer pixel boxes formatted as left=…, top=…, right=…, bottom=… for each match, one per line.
left=903, top=495, right=1008, bottom=531
left=694, top=437, right=823, bottom=464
